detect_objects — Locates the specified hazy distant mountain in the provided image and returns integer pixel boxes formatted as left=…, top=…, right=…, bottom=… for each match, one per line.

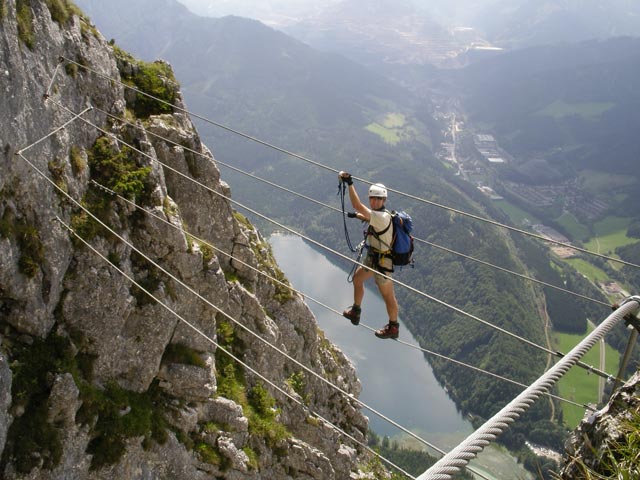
left=431, top=0, right=640, bottom=48
left=444, top=38, right=640, bottom=217
left=175, top=0, right=342, bottom=26
left=445, top=36, right=640, bottom=213
left=76, top=0, right=418, bottom=134
left=484, top=0, right=640, bottom=48
left=74, top=0, right=435, bottom=208
left=281, top=0, right=487, bottom=67
left=176, top=0, right=640, bottom=59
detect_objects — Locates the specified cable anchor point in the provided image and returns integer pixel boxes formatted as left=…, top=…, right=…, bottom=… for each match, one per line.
left=616, top=295, right=640, bottom=333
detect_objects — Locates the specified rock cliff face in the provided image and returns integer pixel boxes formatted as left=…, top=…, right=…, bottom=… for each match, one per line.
left=0, top=1, right=373, bottom=478
left=559, top=370, right=640, bottom=479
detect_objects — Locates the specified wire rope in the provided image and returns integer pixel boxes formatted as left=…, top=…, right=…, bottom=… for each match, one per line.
left=93, top=104, right=611, bottom=310
left=8, top=50, right=624, bottom=480
left=53, top=216, right=415, bottom=480
left=44, top=96, right=618, bottom=383
left=418, top=298, right=640, bottom=480
left=95, top=102, right=615, bottom=314
left=17, top=149, right=465, bottom=469
left=58, top=55, right=640, bottom=271
left=95, top=179, right=593, bottom=413
left=16, top=106, right=93, bottom=154
left=415, top=237, right=611, bottom=308
left=18, top=64, right=609, bottom=475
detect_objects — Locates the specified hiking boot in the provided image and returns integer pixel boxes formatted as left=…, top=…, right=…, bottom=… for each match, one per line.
left=343, top=306, right=361, bottom=325
left=375, top=322, right=399, bottom=339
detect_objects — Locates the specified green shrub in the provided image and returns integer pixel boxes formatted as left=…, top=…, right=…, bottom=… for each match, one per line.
left=69, top=145, right=85, bottom=174
left=213, top=321, right=290, bottom=448
left=113, top=47, right=179, bottom=118
left=162, top=343, right=206, bottom=368
left=69, top=134, right=147, bottom=244
left=247, top=404, right=290, bottom=447
left=48, top=159, right=68, bottom=194
left=224, top=269, right=239, bottom=283
left=593, top=411, right=640, bottom=478
left=216, top=362, right=245, bottom=404
left=16, top=0, right=35, bottom=49
left=200, top=243, right=214, bottom=267
left=69, top=188, right=111, bottom=242
left=16, top=220, right=44, bottom=277
left=286, top=371, right=309, bottom=403
left=2, top=334, right=76, bottom=472
left=243, top=446, right=259, bottom=470
left=81, top=381, right=169, bottom=470
left=216, top=319, right=235, bottom=347
left=247, top=383, right=290, bottom=446
left=89, top=136, right=151, bottom=201
left=195, top=442, right=228, bottom=468
left=248, top=384, right=275, bottom=418
left=3, top=332, right=171, bottom=473
left=0, top=208, right=14, bottom=238
left=44, top=0, right=72, bottom=24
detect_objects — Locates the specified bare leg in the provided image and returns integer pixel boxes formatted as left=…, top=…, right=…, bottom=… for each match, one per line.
left=352, top=266, right=374, bottom=306
left=377, top=281, right=398, bottom=322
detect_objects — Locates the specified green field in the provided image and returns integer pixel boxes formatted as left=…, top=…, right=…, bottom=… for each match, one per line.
left=554, top=326, right=620, bottom=428
left=493, top=199, right=540, bottom=227
left=584, top=216, right=638, bottom=255
left=365, top=112, right=424, bottom=146
left=579, top=169, right=637, bottom=193
left=555, top=211, right=589, bottom=242
left=564, top=258, right=610, bottom=284
left=536, top=100, right=615, bottom=119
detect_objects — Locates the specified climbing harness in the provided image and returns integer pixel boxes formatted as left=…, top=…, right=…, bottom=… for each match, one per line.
left=347, top=239, right=367, bottom=283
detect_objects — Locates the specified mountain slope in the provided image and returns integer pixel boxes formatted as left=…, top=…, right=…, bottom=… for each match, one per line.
left=481, top=0, right=640, bottom=48
left=443, top=37, right=640, bottom=217
left=423, top=0, right=640, bottom=49
left=75, top=0, right=438, bottom=224
left=76, top=0, right=415, bottom=125
left=281, top=0, right=472, bottom=67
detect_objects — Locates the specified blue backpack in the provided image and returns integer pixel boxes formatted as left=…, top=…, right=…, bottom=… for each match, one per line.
left=370, top=210, right=414, bottom=267
left=390, top=210, right=414, bottom=266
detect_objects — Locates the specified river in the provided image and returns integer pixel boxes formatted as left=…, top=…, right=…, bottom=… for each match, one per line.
left=270, top=233, right=533, bottom=479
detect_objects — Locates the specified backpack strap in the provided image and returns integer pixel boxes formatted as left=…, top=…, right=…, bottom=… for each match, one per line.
left=371, top=218, right=393, bottom=237
left=367, top=210, right=393, bottom=252
left=370, top=209, right=393, bottom=236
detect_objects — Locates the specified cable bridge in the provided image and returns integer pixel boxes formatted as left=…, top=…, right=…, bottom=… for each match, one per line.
left=10, top=55, right=640, bottom=479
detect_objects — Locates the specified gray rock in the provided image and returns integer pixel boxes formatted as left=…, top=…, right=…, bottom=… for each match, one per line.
left=217, top=435, right=250, bottom=473
left=0, top=348, right=11, bottom=454
left=559, top=371, right=640, bottom=478
left=47, top=373, right=81, bottom=427
left=0, top=1, right=372, bottom=478
left=158, top=362, right=216, bottom=401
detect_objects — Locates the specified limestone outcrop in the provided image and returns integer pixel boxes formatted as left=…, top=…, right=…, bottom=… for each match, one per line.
left=0, top=2, right=374, bottom=478
left=559, top=370, right=640, bottom=479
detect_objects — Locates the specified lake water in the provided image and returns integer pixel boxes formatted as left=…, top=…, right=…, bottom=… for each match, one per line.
left=270, top=234, right=534, bottom=479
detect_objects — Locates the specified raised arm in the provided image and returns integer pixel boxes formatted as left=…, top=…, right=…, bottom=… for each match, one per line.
left=339, top=171, right=371, bottom=221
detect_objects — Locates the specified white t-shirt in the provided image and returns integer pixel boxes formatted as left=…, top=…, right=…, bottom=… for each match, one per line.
left=368, top=210, right=393, bottom=252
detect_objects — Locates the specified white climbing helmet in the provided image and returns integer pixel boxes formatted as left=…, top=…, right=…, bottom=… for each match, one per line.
left=368, top=183, right=387, bottom=198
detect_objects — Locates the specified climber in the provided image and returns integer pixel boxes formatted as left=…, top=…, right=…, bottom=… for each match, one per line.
left=339, top=171, right=399, bottom=339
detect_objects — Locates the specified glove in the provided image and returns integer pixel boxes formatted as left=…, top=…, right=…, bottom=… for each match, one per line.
left=347, top=212, right=358, bottom=218
left=339, top=171, right=353, bottom=185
